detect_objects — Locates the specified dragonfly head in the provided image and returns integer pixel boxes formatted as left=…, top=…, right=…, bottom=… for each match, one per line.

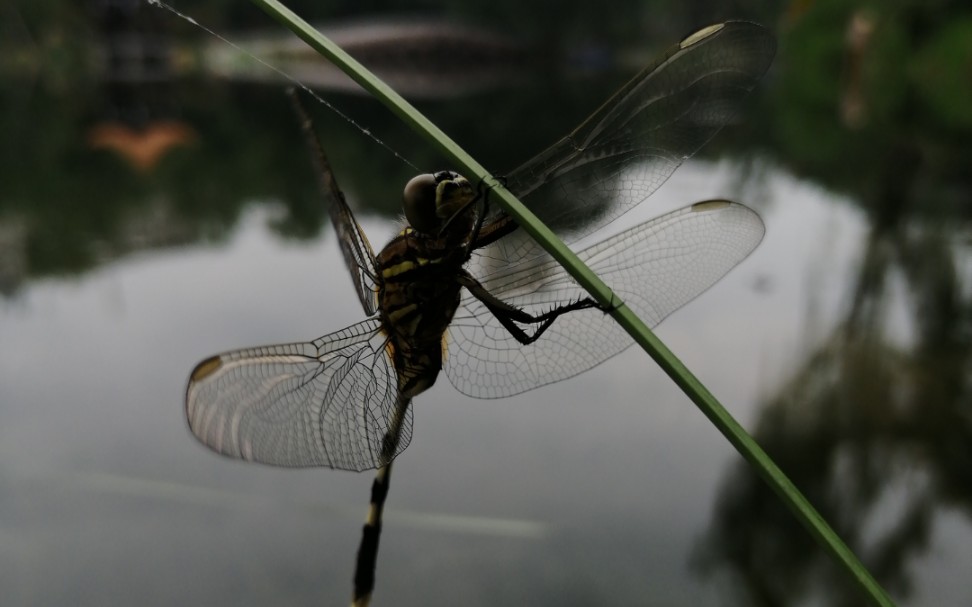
left=403, top=171, right=476, bottom=235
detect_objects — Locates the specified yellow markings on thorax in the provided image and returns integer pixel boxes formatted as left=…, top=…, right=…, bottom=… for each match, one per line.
left=380, top=256, right=438, bottom=279
left=386, top=303, right=418, bottom=324
left=386, top=302, right=424, bottom=343
left=382, top=260, right=416, bottom=278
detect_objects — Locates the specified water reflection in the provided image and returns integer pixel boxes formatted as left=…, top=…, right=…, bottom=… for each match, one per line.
left=695, top=6, right=972, bottom=605
left=2, top=1, right=971, bottom=606
left=202, top=18, right=529, bottom=99
left=694, top=216, right=971, bottom=604
left=0, top=2, right=630, bottom=296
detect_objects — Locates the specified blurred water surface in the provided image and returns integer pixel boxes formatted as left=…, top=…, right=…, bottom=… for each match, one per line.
left=1, top=1, right=970, bottom=605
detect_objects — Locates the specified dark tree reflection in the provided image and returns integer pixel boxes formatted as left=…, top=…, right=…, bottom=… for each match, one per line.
left=694, top=2, right=971, bottom=603
left=694, top=5, right=971, bottom=602
left=694, top=214, right=970, bottom=604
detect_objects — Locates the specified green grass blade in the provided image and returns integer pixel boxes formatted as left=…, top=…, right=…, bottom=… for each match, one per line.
left=248, top=1, right=896, bottom=605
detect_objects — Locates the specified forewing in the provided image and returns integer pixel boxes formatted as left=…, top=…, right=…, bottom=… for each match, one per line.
left=329, top=193, right=381, bottom=316
left=185, top=318, right=411, bottom=471
left=292, top=89, right=380, bottom=316
left=470, top=22, right=775, bottom=279
left=445, top=201, right=763, bottom=398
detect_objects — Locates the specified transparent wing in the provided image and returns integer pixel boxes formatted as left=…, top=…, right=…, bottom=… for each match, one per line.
left=470, top=21, right=775, bottom=279
left=293, top=88, right=381, bottom=316
left=445, top=201, right=763, bottom=398
left=185, top=318, right=410, bottom=471
left=328, top=186, right=380, bottom=316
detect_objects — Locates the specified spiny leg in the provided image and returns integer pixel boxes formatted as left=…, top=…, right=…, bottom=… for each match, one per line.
left=457, top=271, right=603, bottom=345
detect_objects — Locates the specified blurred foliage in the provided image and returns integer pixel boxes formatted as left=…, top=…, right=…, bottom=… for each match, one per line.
left=911, top=17, right=972, bottom=131
left=763, top=0, right=972, bottom=218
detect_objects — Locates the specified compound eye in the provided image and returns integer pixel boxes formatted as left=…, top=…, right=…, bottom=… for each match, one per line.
left=402, top=173, right=438, bottom=234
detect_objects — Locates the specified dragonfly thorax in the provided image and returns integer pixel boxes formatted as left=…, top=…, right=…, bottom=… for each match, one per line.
left=402, top=171, right=477, bottom=236
left=375, top=226, right=469, bottom=400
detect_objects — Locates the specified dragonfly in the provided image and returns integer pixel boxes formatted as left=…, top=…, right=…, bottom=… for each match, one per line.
left=187, top=21, right=774, bottom=606
left=185, top=21, right=775, bottom=473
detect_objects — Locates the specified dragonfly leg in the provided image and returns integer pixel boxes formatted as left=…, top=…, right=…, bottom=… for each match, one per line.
left=464, top=187, right=490, bottom=254
left=468, top=176, right=519, bottom=250
left=458, top=271, right=599, bottom=345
